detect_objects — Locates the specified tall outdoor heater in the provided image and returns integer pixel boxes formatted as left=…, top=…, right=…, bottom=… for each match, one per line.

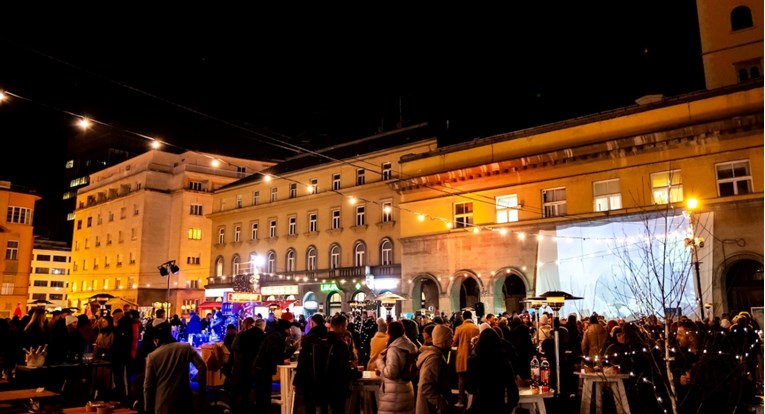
left=530, top=290, right=583, bottom=396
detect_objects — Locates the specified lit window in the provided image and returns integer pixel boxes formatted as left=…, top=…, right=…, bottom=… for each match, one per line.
left=309, top=178, right=318, bottom=194
left=593, top=179, right=622, bottom=212
left=496, top=195, right=519, bottom=223
left=651, top=170, right=683, bottom=204
left=381, top=201, right=393, bottom=223
left=716, top=160, right=752, bottom=196
left=188, top=228, right=202, bottom=240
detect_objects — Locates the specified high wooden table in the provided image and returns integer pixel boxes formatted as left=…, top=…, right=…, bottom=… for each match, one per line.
left=576, top=371, right=631, bottom=414
left=0, top=388, right=58, bottom=402
left=518, top=387, right=555, bottom=414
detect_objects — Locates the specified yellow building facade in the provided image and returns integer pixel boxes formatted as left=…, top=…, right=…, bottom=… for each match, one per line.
left=69, top=150, right=272, bottom=315
left=396, top=85, right=763, bottom=317
left=0, top=181, right=40, bottom=318
left=208, top=125, right=436, bottom=318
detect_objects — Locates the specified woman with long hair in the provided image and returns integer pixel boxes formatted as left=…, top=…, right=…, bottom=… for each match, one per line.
left=23, top=308, right=48, bottom=350
left=466, top=328, right=519, bottom=413
left=376, top=320, right=418, bottom=414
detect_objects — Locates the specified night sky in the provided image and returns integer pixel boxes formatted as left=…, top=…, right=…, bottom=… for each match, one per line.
left=0, top=3, right=705, bottom=238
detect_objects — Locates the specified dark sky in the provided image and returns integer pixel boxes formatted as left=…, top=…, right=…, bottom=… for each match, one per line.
left=0, top=3, right=705, bottom=235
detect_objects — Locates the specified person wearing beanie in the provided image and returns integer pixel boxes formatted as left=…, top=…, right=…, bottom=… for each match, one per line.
left=416, top=324, right=453, bottom=414
left=367, top=318, right=389, bottom=370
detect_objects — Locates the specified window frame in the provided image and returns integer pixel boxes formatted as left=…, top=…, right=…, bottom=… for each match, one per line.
left=495, top=194, right=519, bottom=223
left=355, top=205, right=366, bottom=226
left=332, top=173, right=341, bottom=191
left=542, top=187, right=568, bottom=217
left=454, top=202, right=474, bottom=228
left=356, top=168, right=365, bottom=186
left=592, top=179, right=622, bottom=212
left=382, top=162, right=392, bottom=180
left=716, top=160, right=752, bottom=196
left=650, top=170, right=683, bottom=205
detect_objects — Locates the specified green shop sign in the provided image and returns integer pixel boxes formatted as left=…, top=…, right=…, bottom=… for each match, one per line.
left=320, top=282, right=339, bottom=292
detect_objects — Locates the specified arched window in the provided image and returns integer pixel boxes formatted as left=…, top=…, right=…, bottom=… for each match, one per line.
left=329, top=244, right=341, bottom=269
left=354, top=241, right=366, bottom=266
left=215, top=256, right=224, bottom=277
left=266, top=251, right=276, bottom=274
left=731, top=6, right=754, bottom=31
left=380, top=238, right=393, bottom=265
left=751, top=66, right=761, bottom=79
left=232, top=254, right=241, bottom=274
left=286, top=249, right=296, bottom=272
left=306, top=246, right=317, bottom=271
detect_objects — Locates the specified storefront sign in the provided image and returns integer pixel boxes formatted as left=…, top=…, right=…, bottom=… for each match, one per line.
left=261, top=285, right=299, bottom=296
left=304, top=300, right=318, bottom=310
left=320, top=282, right=339, bottom=292
left=225, top=292, right=262, bottom=302
left=373, top=278, right=399, bottom=290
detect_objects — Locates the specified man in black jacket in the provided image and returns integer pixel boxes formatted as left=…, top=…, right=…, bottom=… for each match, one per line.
left=230, top=318, right=266, bottom=413
left=252, top=319, right=295, bottom=414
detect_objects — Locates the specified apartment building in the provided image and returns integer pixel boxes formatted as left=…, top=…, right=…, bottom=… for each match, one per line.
left=0, top=181, right=40, bottom=318
left=28, top=239, right=71, bottom=311
left=68, top=150, right=273, bottom=314
left=208, top=124, right=436, bottom=318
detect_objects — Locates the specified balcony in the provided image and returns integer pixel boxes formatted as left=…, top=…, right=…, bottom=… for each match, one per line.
left=204, top=264, right=402, bottom=289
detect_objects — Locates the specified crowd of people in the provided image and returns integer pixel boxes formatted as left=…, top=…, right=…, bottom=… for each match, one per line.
left=0, top=305, right=761, bottom=414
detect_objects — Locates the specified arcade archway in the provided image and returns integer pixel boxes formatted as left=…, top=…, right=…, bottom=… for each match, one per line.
left=410, top=274, right=441, bottom=313
left=724, top=258, right=764, bottom=313
left=450, top=273, right=482, bottom=313
left=492, top=270, right=528, bottom=315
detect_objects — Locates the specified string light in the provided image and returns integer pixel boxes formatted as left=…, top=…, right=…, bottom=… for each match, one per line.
left=78, top=117, right=92, bottom=129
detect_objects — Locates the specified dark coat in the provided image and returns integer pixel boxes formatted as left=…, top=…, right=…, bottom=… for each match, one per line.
left=230, top=327, right=265, bottom=390
left=144, top=342, right=207, bottom=414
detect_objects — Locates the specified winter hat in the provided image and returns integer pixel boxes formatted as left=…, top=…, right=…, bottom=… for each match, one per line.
left=432, top=324, right=453, bottom=349
left=376, top=318, right=387, bottom=333
left=65, top=315, right=79, bottom=326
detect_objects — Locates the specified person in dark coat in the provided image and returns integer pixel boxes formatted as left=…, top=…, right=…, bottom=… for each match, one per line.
left=252, top=319, right=296, bottom=414
left=466, top=328, right=519, bottom=414
left=144, top=323, right=207, bottom=414
left=111, top=309, right=134, bottom=403
left=230, top=318, right=266, bottom=414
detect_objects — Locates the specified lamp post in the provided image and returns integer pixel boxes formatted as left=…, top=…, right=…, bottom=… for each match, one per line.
left=532, top=290, right=583, bottom=397
left=158, top=260, right=180, bottom=312
left=685, top=198, right=706, bottom=320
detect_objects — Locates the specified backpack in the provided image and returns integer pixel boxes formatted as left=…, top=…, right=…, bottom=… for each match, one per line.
left=400, top=350, right=419, bottom=383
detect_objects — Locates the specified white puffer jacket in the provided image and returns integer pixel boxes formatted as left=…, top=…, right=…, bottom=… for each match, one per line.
left=376, top=335, right=418, bottom=414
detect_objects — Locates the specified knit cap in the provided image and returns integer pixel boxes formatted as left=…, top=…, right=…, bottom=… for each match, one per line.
left=432, top=324, right=453, bottom=348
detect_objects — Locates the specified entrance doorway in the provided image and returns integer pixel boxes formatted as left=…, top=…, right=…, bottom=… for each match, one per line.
left=327, top=292, right=343, bottom=316
left=501, top=274, right=527, bottom=314
left=459, top=277, right=480, bottom=311
left=412, top=277, right=440, bottom=313
left=726, top=259, right=764, bottom=313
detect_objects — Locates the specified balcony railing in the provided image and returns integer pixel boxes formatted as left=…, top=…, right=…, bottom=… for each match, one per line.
left=204, top=264, right=402, bottom=289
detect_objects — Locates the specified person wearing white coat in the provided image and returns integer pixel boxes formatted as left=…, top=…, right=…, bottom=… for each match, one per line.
left=376, top=320, right=417, bottom=414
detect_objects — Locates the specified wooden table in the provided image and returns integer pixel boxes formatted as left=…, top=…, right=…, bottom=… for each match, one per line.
left=16, top=360, right=112, bottom=400
left=277, top=362, right=298, bottom=414
left=0, top=388, right=58, bottom=402
left=576, top=372, right=631, bottom=414
left=518, top=388, right=554, bottom=414
left=347, top=372, right=381, bottom=414
left=62, top=407, right=137, bottom=414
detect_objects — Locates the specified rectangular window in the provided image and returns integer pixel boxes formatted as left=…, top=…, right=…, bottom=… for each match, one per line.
left=37, top=254, right=51, bottom=261
left=355, top=205, right=366, bottom=226
left=252, top=191, right=260, bottom=206
left=131, top=228, right=137, bottom=240
left=115, top=278, right=122, bottom=290
left=593, top=179, right=622, bottom=212
left=496, top=195, right=519, bottom=223
left=33, top=280, right=48, bottom=287
left=332, top=173, right=341, bottom=191
left=236, top=194, right=243, bottom=208
left=95, top=236, right=101, bottom=247
left=269, top=219, right=277, bottom=238
left=34, top=267, right=50, bottom=274
left=189, top=181, right=203, bottom=191
left=454, top=202, right=474, bottom=228
left=1, top=283, right=14, bottom=295
left=651, top=170, right=683, bottom=204
left=97, top=214, right=102, bottom=225
left=382, top=201, right=393, bottom=223
left=6, top=206, right=32, bottom=225
left=118, top=231, right=124, bottom=243
left=188, top=228, right=202, bottom=240
left=186, top=256, right=201, bottom=265
left=542, top=187, right=567, bottom=217
left=190, top=204, right=203, bottom=215
left=76, top=220, right=82, bottom=230
left=289, top=183, right=297, bottom=199
left=120, top=207, right=126, bottom=219
left=218, top=228, right=225, bottom=244
left=129, top=252, right=135, bottom=265
left=5, top=240, right=18, bottom=260
left=234, top=225, right=241, bottom=242
left=106, top=234, right=112, bottom=245
left=50, top=281, right=64, bottom=288
left=52, top=268, right=67, bottom=275
left=309, top=178, right=318, bottom=194
left=331, top=209, right=341, bottom=229
left=87, top=217, right=92, bottom=227
left=308, top=212, right=318, bottom=232
left=251, top=222, right=259, bottom=240
left=53, top=255, right=67, bottom=263
left=32, top=293, right=46, bottom=301
left=356, top=169, right=365, bottom=186
left=133, top=204, right=139, bottom=215
left=270, top=187, right=278, bottom=202
left=382, top=162, right=392, bottom=180
left=716, top=160, right=752, bottom=196
left=288, top=216, right=297, bottom=235
left=108, top=211, right=114, bottom=222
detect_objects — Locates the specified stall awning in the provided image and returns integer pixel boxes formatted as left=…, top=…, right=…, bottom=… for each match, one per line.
left=198, top=301, right=224, bottom=310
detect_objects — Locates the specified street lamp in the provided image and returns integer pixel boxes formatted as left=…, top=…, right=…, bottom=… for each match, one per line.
left=158, top=260, right=180, bottom=311
left=530, top=290, right=583, bottom=396
left=685, top=198, right=706, bottom=319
